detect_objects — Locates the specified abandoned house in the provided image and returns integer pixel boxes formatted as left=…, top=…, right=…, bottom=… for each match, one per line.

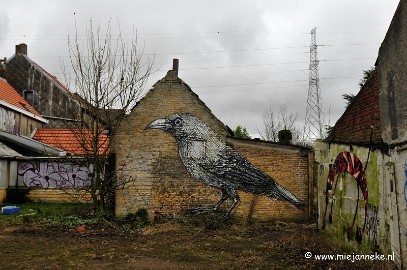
left=315, top=1, right=407, bottom=268
left=0, top=44, right=109, bottom=203
left=0, top=78, right=66, bottom=202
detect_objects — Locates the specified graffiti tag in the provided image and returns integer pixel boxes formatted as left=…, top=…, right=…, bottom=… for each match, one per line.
left=18, top=161, right=94, bottom=188
left=366, top=206, right=379, bottom=247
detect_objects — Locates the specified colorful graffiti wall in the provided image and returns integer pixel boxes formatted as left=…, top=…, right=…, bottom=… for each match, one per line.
left=18, top=161, right=93, bottom=188
left=322, top=151, right=368, bottom=243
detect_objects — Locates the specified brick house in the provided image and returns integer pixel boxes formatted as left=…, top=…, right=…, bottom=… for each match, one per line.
left=5, top=44, right=81, bottom=128
left=114, top=61, right=312, bottom=221
left=315, top=1, right=407, bottom=268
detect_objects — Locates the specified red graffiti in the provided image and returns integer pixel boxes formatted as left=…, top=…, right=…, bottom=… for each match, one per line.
left=322, top=151, right=368, bottom=243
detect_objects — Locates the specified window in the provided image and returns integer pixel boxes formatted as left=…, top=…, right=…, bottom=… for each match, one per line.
left=23, top=90, right=34, bottom=106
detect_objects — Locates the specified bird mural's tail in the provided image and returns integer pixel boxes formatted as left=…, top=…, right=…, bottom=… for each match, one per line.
left=274, top=184, right=306, bottom=210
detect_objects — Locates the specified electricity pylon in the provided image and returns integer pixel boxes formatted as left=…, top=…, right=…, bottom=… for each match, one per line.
left=304, top=27, right=324, bottom=142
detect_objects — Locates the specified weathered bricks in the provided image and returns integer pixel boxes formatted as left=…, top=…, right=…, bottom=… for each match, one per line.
left=114, top=70, right=311, bottom=221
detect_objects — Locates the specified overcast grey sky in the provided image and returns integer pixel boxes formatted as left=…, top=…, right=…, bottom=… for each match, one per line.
left=0, top=0, right=400, bottom=137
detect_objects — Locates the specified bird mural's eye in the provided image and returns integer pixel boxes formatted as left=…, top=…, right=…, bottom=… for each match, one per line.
left=174, top=118, right=183, bottom=126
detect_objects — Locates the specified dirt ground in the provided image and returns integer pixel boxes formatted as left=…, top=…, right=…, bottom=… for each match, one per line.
left=0, top=219, right=397, bottom=270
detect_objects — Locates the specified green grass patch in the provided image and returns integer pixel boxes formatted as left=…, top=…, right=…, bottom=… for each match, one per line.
left=0, top=202, right=93, bottom=226
left=0, top=202, right=150, bottom=232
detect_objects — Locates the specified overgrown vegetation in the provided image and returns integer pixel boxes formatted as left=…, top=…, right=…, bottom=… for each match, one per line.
left=342, top=67, right=375, bottom=108
left=0, top=202, right=149, bottom=232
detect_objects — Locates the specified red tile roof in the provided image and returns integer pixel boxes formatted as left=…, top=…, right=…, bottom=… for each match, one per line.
left=0, top=79, right=43, bottom=118
left=33, top=129, right=109, bottom=155
left=327, top=69, right=382, bottom=144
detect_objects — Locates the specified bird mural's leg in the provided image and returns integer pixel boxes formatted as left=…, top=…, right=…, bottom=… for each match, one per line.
left=212, top=190, right=229, bottom=211
left=185, top=189, right=239, bottom=216
left=213, top=188, right=240, bottom=215
left=226, top=192, right=240, bottom=216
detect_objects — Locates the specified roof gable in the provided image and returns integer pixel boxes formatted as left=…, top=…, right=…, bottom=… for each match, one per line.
left=0, top=79, right=46, bottom=121
left=327, top=69, right=382, bottom=145
left=132, top=69, right=229, bottom=136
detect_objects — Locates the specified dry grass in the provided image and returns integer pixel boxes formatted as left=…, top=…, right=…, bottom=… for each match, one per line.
left=0, top=214, right=397, bottom=270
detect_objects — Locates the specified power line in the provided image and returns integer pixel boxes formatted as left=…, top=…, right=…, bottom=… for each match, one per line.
left=193, top=79, right=307, bottom=89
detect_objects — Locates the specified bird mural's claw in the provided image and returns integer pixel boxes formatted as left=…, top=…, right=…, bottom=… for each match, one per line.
left=226, top=198, right=240, bottom=216
left=185, top=207, right=217, bottom=215
left=184, top=206, right=228, bottom=216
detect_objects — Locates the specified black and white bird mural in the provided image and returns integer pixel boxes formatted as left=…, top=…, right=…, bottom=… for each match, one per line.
left=145, top=113, right=306, bottom=215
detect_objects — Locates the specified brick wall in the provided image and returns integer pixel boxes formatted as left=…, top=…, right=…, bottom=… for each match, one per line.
left=0, top=188, right=6, bottom=202
left=327, top=69, right=381, bottom=144
left=114, top=70, right=228, bottom=218
left=115, top=70, right=311, bottom=221
left=227, top=138, right=310, bottom=220
left=27, top=189, right=91, bottom=203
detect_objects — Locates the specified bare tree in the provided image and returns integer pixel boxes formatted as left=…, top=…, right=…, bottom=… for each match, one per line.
left=258, top=104, right=303, bottom=144
left=64, top=19, right=154, bottom=215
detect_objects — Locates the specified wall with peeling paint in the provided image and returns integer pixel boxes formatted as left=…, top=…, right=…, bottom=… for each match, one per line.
left=382, top=147, right=407, bottom=269
left=315, top=142, right=381, bottom=243
left=316, top=2, right=407, bottom=269
left=378, top=1, right=407, bottom=144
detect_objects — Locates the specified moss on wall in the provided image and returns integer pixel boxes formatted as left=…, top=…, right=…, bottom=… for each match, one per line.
left=366, top=152, right=380, bottom=207
left=316, top=142, right=382, bottom=247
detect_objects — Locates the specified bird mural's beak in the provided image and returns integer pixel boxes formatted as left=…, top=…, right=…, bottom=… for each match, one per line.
left=145, top=118, right=171, bottom=131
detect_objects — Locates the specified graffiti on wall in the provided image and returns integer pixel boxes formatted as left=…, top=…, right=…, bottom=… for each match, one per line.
left=322, top=151, right=368, bottom=243
left=145, top=113, right=306, bottom=215
left=366, top=206, right=379, bottom=247
left=18, top=161, right=93, bottom=188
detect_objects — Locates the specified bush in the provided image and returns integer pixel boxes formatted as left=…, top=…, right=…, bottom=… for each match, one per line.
left=124, top=208, right=149, bottom=227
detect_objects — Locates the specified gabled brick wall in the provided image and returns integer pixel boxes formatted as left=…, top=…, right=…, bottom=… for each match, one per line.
left=114, top=70, right=229, bottom=218
left=327, top=69, right=382, bottom=145
left=114, top=69, right=311, bottom=221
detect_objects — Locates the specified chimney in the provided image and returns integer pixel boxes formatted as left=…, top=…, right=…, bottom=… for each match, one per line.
left=172, top=58, right=179, bottom=76
left=16, top=43, right=27, bottom=55
left=0, top=57, right=6, bottom=78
